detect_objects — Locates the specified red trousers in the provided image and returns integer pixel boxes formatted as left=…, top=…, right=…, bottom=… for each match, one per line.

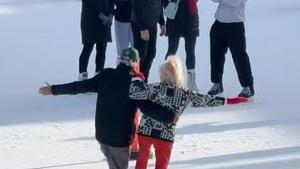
left=135, top=135, right=173, bottom=169
left=131, top=112, right=140, bottom=152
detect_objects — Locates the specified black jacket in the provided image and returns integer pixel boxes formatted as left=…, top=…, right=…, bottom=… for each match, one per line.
left=131, top=0, right=165, bottom=31
left=114, top=0, right=132, bottom=23
left=81, top=0, right=114, bottom=44
left=163, top=0, right=199, bottom=37
left=52, top=64, right=137, bottom=147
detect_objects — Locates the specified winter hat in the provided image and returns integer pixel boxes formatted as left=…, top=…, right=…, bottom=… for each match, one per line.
left=119, top=47, right=140, bottom=67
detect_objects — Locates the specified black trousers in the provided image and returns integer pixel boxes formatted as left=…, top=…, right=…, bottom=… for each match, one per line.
left=131, top=22, right=157, bottom=82
left=165, top=35, right=197, bottom=70
left=210, top=20, right=253, bottom=87
left=79, top=42, right=107, bottom=73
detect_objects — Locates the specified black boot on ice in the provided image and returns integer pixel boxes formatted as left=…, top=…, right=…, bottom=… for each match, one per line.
left=238, top=85, right=255, bottom=98
left=208, top=83, right=223, bottom=95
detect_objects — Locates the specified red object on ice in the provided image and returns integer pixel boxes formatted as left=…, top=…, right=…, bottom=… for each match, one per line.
left=227, top=97, right=248, bottom=104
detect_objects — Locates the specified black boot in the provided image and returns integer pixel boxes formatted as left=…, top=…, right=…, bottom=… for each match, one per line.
left=238, top=85, right=255, bottom=98
left=208, top=83, right=223, bottom=95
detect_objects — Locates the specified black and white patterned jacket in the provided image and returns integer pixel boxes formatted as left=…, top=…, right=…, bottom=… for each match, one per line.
left=129, top=80, right=226, bottom=142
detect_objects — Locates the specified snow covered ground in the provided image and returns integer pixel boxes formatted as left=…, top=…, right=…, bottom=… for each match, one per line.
left=1, top=0, right=300, bottom=169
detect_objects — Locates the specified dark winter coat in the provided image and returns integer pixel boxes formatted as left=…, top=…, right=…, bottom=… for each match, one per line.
left=81, top=0, right=114, bottom=44
left=51, top=64, right=137, bottom=147
left=163, top=0, right=199, bottom=37
left=114, top=0, right=132, bottom=23
left=131, top=0, right=165, bottom=31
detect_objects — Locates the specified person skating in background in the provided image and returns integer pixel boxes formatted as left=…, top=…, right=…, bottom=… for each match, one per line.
left=208, top=0, right=254, bottom=97
left=78, top=0, right=114, bottom=80
left=131, top=0, right=166, bottom=82
left=163, top=0, right=200, bottom=92
left=129, top=56, right=249, bottom=169
left=39, top=47, right=141, bottom=169
left=114, top=0, right=134, bottom=65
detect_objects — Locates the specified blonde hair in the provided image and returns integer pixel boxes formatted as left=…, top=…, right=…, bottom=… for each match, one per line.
left=160, top=55, right=184, bottom=88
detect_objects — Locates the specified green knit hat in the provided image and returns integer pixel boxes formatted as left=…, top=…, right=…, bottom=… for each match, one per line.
left=120, top=47, right=140, bottom=67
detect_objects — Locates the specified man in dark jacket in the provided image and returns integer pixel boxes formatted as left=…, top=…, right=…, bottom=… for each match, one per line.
left=78, top=0, right=114, bottom=80
left=131, top=0, right=166, bottom=82
left=39, top=47, right=140, bottom=169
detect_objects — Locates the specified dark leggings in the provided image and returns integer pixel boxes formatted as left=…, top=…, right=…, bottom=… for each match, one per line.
left=165, top=35, right=197, bottom=70
left=79, top=42, right=107, bottom=73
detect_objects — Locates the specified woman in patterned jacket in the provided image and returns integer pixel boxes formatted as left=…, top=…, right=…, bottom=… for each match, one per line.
left=129, top=56, right=248, bottom=169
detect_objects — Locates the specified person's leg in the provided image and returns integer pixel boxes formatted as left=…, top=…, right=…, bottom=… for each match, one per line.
left=79, top=43, right=94, bottom=73
left=130, top=112, right=140, bottom=160
left=131, top=22, right=140, bottom=50
left=131, top=22, right=150, bottom=81
left=114, top=20, right=123, bottom=58
left=128, top=23, right=134, bottom=48
left=228, top=22, right=254, bottom=88
left=152, top=138, right=173, bottom=169
left=184, top=35, right=199, bottom=91
left=184, top=36, right=197, bottom=70
left=100, top=143, right=130, bottom=169
left=140, top=28, right=157, bottom=81
left=208, top=21, right=229, bottom=94
left=95, top=42, right=107, bottom=73
left=135, top=135, right=153, bottom=169
left=115, top=20, right=132, bottom=65
left=210, top=21, right=228, bottom=84
left=165, top=35, right=180, bottom=60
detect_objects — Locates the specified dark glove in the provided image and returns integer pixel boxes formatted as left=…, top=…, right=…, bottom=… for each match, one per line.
left=98, top=13, right=113, bottom=26
left=227, top=97, right=248, bottom=104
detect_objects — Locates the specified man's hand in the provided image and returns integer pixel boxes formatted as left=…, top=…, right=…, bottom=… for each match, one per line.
left=159, top=25, right=166, bottom=36
left=98, top=13, right=113, bottom=27
left=39, top=82, right=52, bottom=95
left=140, top=29, right=150, bottom=41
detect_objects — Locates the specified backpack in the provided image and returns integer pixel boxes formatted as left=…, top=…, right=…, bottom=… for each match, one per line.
left=164, top=0, right=181, bottom=20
